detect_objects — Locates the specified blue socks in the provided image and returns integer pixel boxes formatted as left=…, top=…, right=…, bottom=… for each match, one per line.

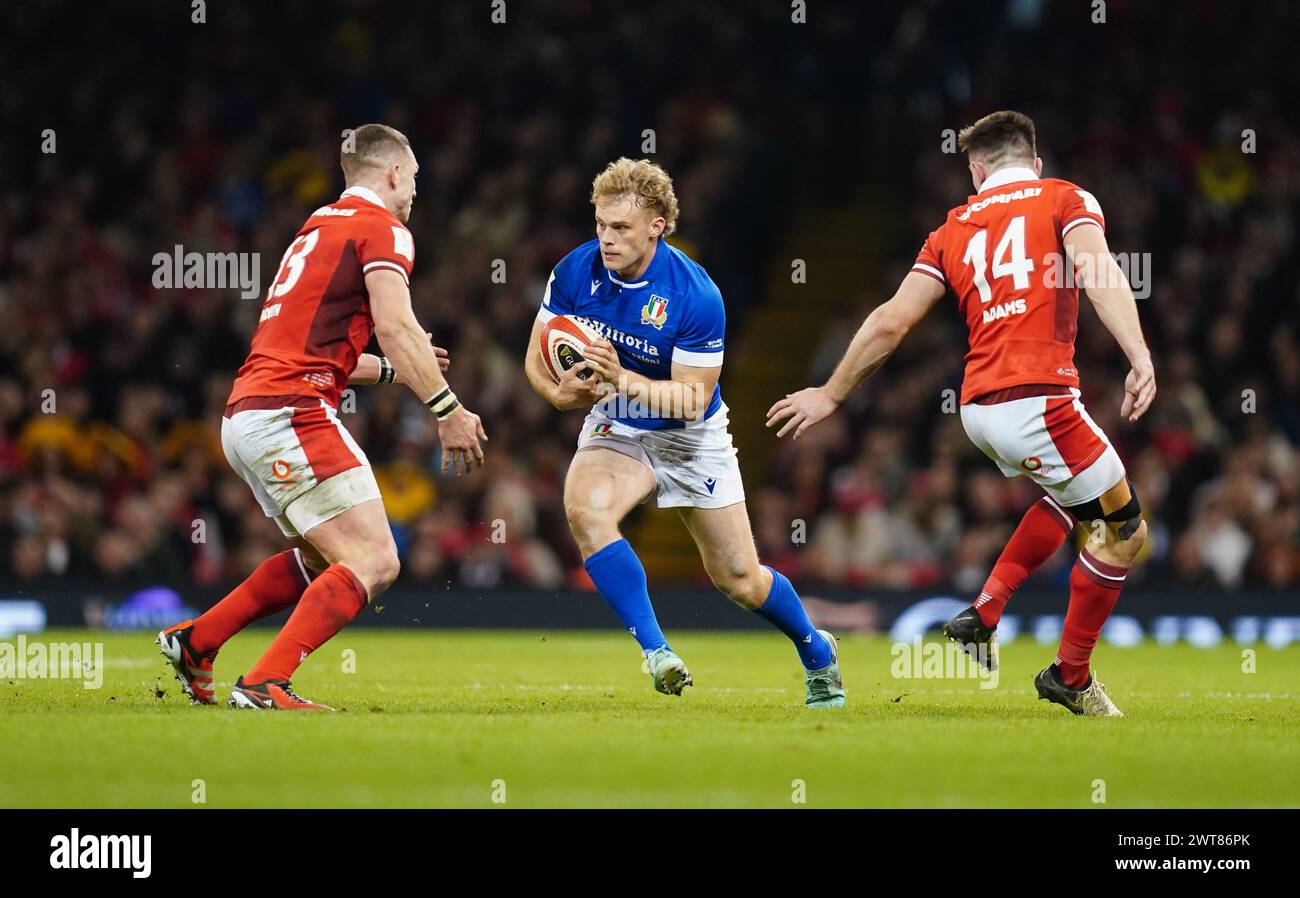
left=584, top=539, right=668, bottom=655
left=756, top=566, right=834, bottom=670
left=584, top=544, right=829, bottom=670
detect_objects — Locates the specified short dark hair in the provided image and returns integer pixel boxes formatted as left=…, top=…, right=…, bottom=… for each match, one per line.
left=958, top=110, right=1037, bottom=167
left=340, top=124, right=412, bottom=180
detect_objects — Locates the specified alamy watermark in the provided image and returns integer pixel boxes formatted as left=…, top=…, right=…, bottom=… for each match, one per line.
left=1043, top=250, right=1151, bottom=299
left=50, top=829, right=150, bottom=878
left=0, top=636, right=104, bottom=689
left=890, top=636, right=999, bottom=689
left=587, top=375, right=708, bottom=421
left=152, top=245, right=261, bottom=299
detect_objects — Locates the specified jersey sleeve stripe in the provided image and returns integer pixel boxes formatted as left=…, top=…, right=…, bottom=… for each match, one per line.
left=363, top=260, right=410, bottom=284
left=363, top=257, right=412, bottom=272
left=1060, top=216, right=1104, bottom=237
left=536, top=306, right=557, bottom=324
left=541, top=270, right=556, bottom=308
left=672, top=347, right=724, bottom=367
left=911, top=262, right=946, bottom=284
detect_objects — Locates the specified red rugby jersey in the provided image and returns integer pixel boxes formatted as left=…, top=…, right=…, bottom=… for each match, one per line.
left=228, top=186, right=414, bottom=409
left=911, top=167, right=1106, bottom=404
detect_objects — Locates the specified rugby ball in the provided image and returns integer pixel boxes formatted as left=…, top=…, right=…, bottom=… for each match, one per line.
left=540, top=314, right=603, bottom=383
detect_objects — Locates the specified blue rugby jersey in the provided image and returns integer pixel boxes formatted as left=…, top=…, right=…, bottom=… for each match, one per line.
left=537, top=238, right=725, bottom=430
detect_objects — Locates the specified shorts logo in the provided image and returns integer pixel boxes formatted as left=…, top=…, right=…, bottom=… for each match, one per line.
left=703, top=477, right=717, bottom=494
left=1021, top=456, right=1056, bottom=475
left=271, top=459, right=294, bottom=480
left=590, top=423, right=613, bottom=438
left=641, top=295, right=669, bottom=330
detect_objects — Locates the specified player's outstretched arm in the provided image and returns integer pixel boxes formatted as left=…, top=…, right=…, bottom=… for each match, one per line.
left=1063, top=223, right=1156, bottom=422
left=368, top=269, right=487, bottom=474
left=523, top=315, right=607, bottom=411
left=767, top=272, right=945, bottom=439
left=349, top=353, right=385, bottom=384
left=349, top=343, right=449, bottom=385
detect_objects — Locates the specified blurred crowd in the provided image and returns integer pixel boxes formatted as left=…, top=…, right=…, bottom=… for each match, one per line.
left=1, top=2, right=1296, bottom=593
left=0, top=2, right=804, bottom=591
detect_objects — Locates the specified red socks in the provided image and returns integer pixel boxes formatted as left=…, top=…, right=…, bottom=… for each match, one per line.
left=191, top=552, right=369, bottom=685
left=245, top=564, right=369, bottom=683
left=970, top=494, right=1129, bottom=688
left=1057, top=547, right=1129, bottom=688
left=190, top=550, right=313, bottom=656
left=974, top=497, right=1075, bottom=627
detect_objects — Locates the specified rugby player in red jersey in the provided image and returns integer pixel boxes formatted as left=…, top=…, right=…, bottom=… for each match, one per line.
left=768, top=111, right=1156, bottom=716
left=158, top=124, right=487, bottom=710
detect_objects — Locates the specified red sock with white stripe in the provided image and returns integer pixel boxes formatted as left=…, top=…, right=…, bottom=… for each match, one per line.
left=1057, top=547, right=1128, bottom=688
left=974, top=497, right=1075, bottom=627
left=190, top=550, right=313, bottom=656
left=245, top=563, right=368, bottom=683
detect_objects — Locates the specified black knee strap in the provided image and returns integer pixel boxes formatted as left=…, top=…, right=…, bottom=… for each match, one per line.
left=1065, top=479, right=1143, bottom=539
left=1107, top=493, right=1143, bottom=540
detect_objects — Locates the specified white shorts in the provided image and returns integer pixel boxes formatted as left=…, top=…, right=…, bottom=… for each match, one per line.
left=221, top=396, right=382, bottom=537
left=575, top=403, right=746, bottom=509
left=959, top=386, right=1126, bottom=508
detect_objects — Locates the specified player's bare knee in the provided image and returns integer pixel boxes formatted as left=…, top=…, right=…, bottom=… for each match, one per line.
left=711, top=563, right=765, bottom=609
left=563, top=497, right=589, bottom=531
left=565, top=501, right=616, bottom=551
left=1111, top=517, right=1147, bottom=563
left=329, top=538, right=399, bottom=597
left=295, top=542, right=329, bottom=575
left=1089, top=518, right=1146, bottom=567
left=374, top=550, right=401, bottom=594
left=357, top=549, right=400, bottom=598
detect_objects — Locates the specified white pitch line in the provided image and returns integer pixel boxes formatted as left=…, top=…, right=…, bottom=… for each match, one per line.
left=868, top=687, right=1299, bottom=701
left=463, top=682, right=790, bottom=694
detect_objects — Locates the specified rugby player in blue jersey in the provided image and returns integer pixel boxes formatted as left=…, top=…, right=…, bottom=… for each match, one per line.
left=524, top=158, right=844, bottom=708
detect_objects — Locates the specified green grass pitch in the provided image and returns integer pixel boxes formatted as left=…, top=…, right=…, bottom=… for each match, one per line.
left=2, top=628, right=1297, bottom=808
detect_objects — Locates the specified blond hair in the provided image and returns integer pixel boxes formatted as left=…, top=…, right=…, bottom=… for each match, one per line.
left=590, top=158, right=679, bottom=236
